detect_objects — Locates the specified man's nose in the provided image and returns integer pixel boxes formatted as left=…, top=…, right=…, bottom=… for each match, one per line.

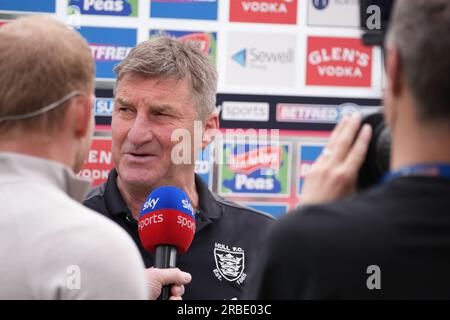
left=127, top=112, right=153, bottom=146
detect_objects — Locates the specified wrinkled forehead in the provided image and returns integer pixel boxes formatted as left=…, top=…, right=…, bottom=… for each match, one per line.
left=114, top=72, right=193, bottom=98
left=114, top=73, right=198, bottom=114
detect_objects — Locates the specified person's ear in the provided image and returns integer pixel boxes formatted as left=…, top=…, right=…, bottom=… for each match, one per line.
left=386, top=45, right=403, bottom=97
left=384, top=44, right=403, bottom=129
left=73, top=94, right=94, bottom=139
left=202, top=111, right=219, bottom=150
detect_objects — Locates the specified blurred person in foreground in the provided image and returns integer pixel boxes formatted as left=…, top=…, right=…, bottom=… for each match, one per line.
left=246, top=0, right=450, bottom=299
left=0, top=15, right=190, bottom=300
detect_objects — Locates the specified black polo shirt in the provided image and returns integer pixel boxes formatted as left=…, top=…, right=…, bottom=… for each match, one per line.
left=83, top=169, right=274, bottom=300
left=245, top=177, right=450, bottom=299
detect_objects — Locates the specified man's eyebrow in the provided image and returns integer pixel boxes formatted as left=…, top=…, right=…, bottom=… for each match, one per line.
left=115, top=97, right=133, bottom=107
left=149, top=104, right=181, bottom=115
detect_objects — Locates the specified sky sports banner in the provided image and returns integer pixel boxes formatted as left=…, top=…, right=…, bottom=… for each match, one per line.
left=0, top=0, right=55, bottom=13
left=297, top=143, right=324, bottom=195
left=306, top=36, right=373, bottom=88
left=78, top=27, right=137, bottom=79
left=241, top=202, right=289, bottom=219
left=230, top=0, right=297, bottom=25
left=68, top=0, right=138, bottom=16
left=93, top=97, right=114, bottom=129
left=94, top=98, right=114, bottom=117
left=150, top=0, right=218, bottom=20
left=308, top=0, right=359, bottom=28
left=219, top=142, right=291, bottom=197
left=79, top=137, right=114, bottom=186
left=227, top=32, right=296, bottom=88
left=150, top=30, right=217, bottom=63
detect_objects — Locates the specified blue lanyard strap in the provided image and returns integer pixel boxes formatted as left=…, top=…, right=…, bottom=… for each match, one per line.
left=383, top=163, right=450, bottom=183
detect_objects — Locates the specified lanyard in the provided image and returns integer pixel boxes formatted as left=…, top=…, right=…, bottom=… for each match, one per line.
left=383, top=163, right=450, bottom=183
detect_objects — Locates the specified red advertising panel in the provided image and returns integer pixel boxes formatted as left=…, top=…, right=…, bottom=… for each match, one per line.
left=78, top=137, right=114, bottom=186
left=306, top=37, right=373, bottom=87
left=0, top=21, right=10, bottom=27
left=230, top=0, right=297, bottom=25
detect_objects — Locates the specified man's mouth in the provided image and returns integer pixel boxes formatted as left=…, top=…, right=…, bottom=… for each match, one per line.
left=124, top=153, right=156, bottom=162
left=129, top=152, right=151, bottom=157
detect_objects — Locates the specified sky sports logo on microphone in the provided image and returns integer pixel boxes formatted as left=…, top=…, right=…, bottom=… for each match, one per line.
left=182, top=198, right=194, bottom=215
left=143, top=197, right=160, bottom=211
left=138, top=186, right=195, bottom=253
left=177, top=215, right=195, bottom=232
left=138, top=213, right=164, bottom=232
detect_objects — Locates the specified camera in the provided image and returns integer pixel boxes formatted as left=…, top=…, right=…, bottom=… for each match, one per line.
left=357, top=112, right=391, bottom=190
left=356, top=0, right=395, bottom=190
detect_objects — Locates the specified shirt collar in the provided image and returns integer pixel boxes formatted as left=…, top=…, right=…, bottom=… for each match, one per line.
left=104, top=168, right=130, bottom=217
left=105, top=169, right=223, bottom=226
left=0, top=152, right=91, bottom=203
left=195, top=173, right=223, bottom=220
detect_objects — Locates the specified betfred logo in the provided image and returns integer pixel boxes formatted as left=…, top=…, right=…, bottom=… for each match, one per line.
left=89, top=44, right=132, bottom=61
left=78, top=27, right=136, bottom=78
left=230, top=0, right=297, bottom=24
left=306, top=37, right=372, bottom=87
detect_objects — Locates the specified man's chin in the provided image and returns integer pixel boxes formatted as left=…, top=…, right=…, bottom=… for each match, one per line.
left=118, top=168, right=161, bottom=189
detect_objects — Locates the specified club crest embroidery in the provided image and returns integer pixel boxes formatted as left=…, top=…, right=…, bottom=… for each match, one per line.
left=213, top=242, right=247, bottom=285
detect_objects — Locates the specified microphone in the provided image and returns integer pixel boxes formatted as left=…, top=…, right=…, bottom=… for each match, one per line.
left=138, top=186, right=196, bottom=300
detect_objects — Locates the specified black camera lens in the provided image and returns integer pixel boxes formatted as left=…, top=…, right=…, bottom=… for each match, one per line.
left=357, top=112, right=392, bottom=190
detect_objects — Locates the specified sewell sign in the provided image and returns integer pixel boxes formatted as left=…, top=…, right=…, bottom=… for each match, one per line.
left=306, top=37, right=373, bottom=87
left=230, top=0, right=297, bottom=25
left=78, top=138, right=114, bottom=186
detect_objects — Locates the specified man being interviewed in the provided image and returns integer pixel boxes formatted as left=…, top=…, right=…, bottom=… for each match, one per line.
left=84, top=37, right=274, bottom=300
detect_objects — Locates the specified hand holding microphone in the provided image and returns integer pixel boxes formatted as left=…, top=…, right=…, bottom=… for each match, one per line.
left=138, top=186, right=196, bottom=300
left=145, top=267, right=191, bottom=300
